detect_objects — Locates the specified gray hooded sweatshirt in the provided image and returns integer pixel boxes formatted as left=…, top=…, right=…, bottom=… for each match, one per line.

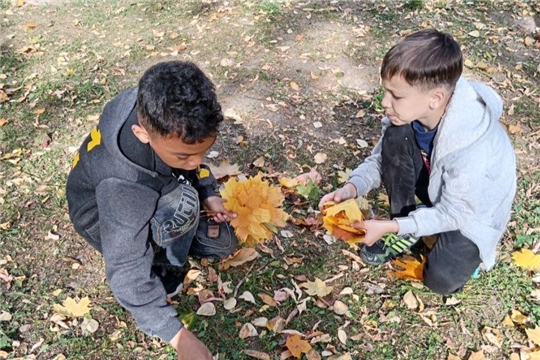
left=67, top=87, right=217, bottom=342
left=348, top=77, right=516, bottom=269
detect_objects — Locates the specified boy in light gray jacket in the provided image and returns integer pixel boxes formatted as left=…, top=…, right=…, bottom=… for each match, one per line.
left=319, top=29, right=516, bottom=295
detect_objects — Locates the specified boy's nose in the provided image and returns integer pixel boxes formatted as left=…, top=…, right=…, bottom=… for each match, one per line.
left=187, top=156, right=204, bottom=169
left=381, top=93, right=391, bottom=108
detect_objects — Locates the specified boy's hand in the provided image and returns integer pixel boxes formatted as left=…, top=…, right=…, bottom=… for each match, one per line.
left=351, top=219, right=399, bottom=246
left=203, top=196, right=237, bottom=222
left=171, top=327, right=213, bottom=360
left=318, top=182, right=358, bottom=210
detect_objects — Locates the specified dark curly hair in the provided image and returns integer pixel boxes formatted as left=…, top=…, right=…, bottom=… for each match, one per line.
left=137, top=61, right=223, bottom=143
left=381, top=29, right=463, bottom=90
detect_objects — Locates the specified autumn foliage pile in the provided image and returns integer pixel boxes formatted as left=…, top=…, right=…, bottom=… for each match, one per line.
left=221, top=173, right=289, bottom=247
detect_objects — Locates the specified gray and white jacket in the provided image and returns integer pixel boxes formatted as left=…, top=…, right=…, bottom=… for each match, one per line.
left=348, top=77, right=517, bottom=269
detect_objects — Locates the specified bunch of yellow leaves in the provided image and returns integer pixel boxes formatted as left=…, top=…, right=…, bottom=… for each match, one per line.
left=321, top=199, right=365, bottom=246
left=221, top=173, right=289, bottom=247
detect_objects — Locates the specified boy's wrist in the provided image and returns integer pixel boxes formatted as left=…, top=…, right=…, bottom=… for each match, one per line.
left=169, top=328, right=184, bottom=351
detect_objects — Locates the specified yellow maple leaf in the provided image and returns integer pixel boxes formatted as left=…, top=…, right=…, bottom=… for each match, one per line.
left=279, top=177, right=299, bottom=188
left=388, top=256, right=426, bottom=281
left=321, top=199, right=365, bottom=245
left=53, top=296, right=91, bottom=317
left=512, top=249, right=540, bottom=270
left=221, top=173, right=288, bottom=246
left=300, top=278, right=333, bottom=297
left=286, top=335, right=312, bottom=359
left=526, top=326, right=540, bottom=346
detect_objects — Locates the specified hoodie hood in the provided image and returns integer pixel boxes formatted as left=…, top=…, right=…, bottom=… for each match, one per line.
left=432, top=77, right=503, bottom=163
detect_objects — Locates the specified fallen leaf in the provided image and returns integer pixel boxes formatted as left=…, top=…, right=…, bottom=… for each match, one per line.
left=240, top=291, right=256, bottom=304
left=464, top=59, right=474, bottom=68
left=510, top=310, right=528, bottom=324
left=468, top=350, right=486, bottom=360
left=0, top=118, right=7, bottom=127
left=0, top=311, right=12, bottom=321
left=337, top=169, right=352, bottom=184
left=337, top=329, right=347, bottom=345
left=333, top=300, right=348, bottom=315
left=53, top=297, right=91, bottom=317
left=224, top=108, right=242, bottom=123
left=526, top=326, right=540, bottom=346
left=252, top=317, right=268, bottom=327
left=290, top=82, right=300, bottom=91
left=468, top=30, right=480, bottom=38
left=512, top=249, right=540, bottom=270
left=507, top=123, right=522, bottom=135
left=243, top=350, right=271, bottom=360
left=286, top=335, right=312, bottom=359
left=279, top=177, right=299, bottom=188
left=295, top=167, right=322, bottom=185
left=81, top=318, right=99, bottom=335
left=196, top=302, right=216, bottom=316
left=300, top=278, right=333, bottom=297
left=322, top=200, right=365, bottom=245
left=183, top=269, right=201, bottom=289
left=267, top=316, right=285, bottom=333
left=223, top=298, right=237, bottom=310
left=253, top=156, right=265, bottom=167
left=258, top=293, right=278, bottom=307
left=481, top=326, right=502, bottom=348
left=403, top=290, right=419, bottom=310
left=306, top=349, right=322, bottom=360
left=209, top=160, right=242, bottom=180
left=339, top=287, right=353, bottom=295
left=280, top=230, right=294, bottom=238
left=447, top=354, right=462, bottom=360
left=239, top=323, right=258, bottom=339
left=314, top=152, right=327, bottom=164
left=219, top=248, right=260, bottom=270
left=388, top=256, right=425, bottom=281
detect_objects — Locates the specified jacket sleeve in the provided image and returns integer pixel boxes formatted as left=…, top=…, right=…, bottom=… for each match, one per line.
left=347, top=119, right=391, bottom=196
left=95, top=178, right=183, bottom=343
left=192, top=164, right=217, bottom=201
left=395, top=158, right=478, bottom=236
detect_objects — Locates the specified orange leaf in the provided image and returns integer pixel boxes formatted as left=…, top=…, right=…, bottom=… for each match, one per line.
left=388, top=256, right=425, bottom=281
left=285, top=335, right=312, bottom=359
left=321, top=199, right=365, bottom=245
left=512, top=249, right=540, bottom=270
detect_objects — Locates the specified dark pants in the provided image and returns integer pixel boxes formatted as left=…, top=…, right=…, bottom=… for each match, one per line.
left=150, top=183, right=237, bottom=268
left=381, top=124, right=481, bottom=295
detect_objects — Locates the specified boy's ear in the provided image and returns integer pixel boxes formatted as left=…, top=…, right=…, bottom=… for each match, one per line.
left=131, top=124, right=151, bottom=144
left=429, top=87, right=448, bottom=109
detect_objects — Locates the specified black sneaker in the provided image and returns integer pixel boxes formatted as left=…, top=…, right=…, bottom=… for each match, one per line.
left=359, top=233, right=420, bottom=266
left=153, top=265, right=187, bottom=298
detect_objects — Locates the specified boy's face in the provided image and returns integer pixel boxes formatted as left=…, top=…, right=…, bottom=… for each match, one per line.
left=381, top=75, right=442, bottom=127
left=148, top=134, right=216, bottom=170
left=132, top=124, right=216, bottom=170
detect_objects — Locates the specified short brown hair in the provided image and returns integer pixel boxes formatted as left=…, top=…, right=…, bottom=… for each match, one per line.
left=381, top=29, right=463, bottom=90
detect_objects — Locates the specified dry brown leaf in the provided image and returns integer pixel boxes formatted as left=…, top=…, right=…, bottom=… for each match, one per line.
left=468, top=350, right=486, bottom=360
left=219, top=248, right=260, bottom=270
left=0, top=118, right=7, bottom=127
left=512, top=249, right=540, bottom=270
left=196, top=302, right=216, bottom=316
left=306, top=349, right=321, bottom=360
left=300, top=278, right=333, bottom=297
left=286, top=335, right=312, bottom=359
left=314, top=152, right=327, bottom=164
left=209, top=160, right=242, bottom=180
left=448, top=354, right=462, bottom=360
left=243, top=350, right=271, bottom=360
left=253, top=156, right=265, bottom=167
left=252, top=317, right=268, bottom=327
left=510, top=310, right=528, bottom=324
left=481, top=326, right=502, bottom=348
left=295, top=167, right=322, bottom=185
left=183, top=269, right=201, bottom=289
left=267, top=316, right=285, bottom=333
left=239, top=323, right=258, bottom=339
left=403, top=290, right=419, bottom=310
left=290, top=82, right=300, bottom=91
left=258, top=293, right=278, bottom=307
left=239, top=290, right=256, bottom=304
left=337, top=329, right=347, bottom=345
left=333, top=300, right=348, bottom=315
left=53, top=297, right=91, bottom=318
left=526, top=326, right=540, bottom=346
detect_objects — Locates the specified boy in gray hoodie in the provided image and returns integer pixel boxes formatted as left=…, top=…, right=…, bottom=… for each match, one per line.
left=319, top=29, right=516, bottom=295
left=67, top=61, right=237, bottom=359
